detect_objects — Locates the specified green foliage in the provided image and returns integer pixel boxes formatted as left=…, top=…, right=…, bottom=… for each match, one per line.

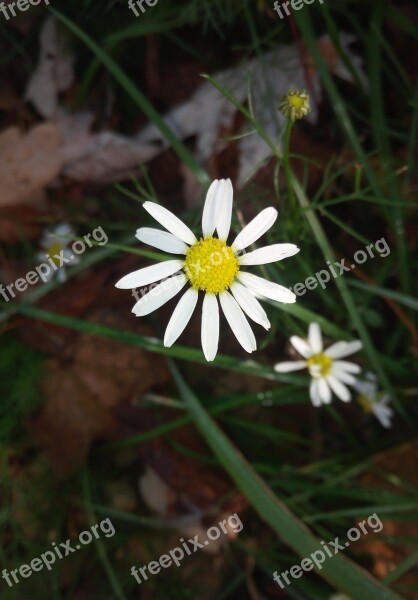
left=0, top=333, right=43, bottom=442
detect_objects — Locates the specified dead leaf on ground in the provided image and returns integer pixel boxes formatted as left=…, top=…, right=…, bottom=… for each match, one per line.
left=135, top=34, right=366, bottom=187
left=0, top=205, right=42, bottom=242
left=0, top=123, right=63, bottom=208
left=21, top=256, right=170, bottom=475
left=25, top=16, right=74, bottom=119
left=29, top=309, right=169, bottom=475
left=356, top=440, right=418, bottom=599
left=117, top=403, right=248, bottom=523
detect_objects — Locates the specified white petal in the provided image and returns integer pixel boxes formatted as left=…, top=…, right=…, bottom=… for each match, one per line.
left=310, top=379, right=322, bottom=407
left=274, top=361, right=307, bottom=373
left=202, top=180, right=220, bottom=237
left=330, top=363, right=357, bottom=385
left=201, top=294, right=219, bottom=362
left=62, top=248, right=76, bottom=261
left=56, top=268, right=66, bottom=283
left=290, top=336, right=312, bottom=359
left=219, top=291, right=256, bottom=353
left=238, top=272, right=296, bottom=304
left=327, top=375, right=352, bottom=402
left=132, top=274, right=187, bottom=316
left=136, top=228, right=188, bottom=254
left=379, top=394, right=392, bottom=407
left=115, top=260, right=183, bottom=289
left=54, top=224, right=73, bottom=239
left=373, top=405, right=393, bottom=428
left=143, top=201, right=197, bottom=245
left=308, top=323, right=323, bottom=354
left=230, top=281, right=270, bottom=330
left=239, top=243, right=300, bottom=266
left=164, top=288, right=198, bottom=347
left=333, top=360, right=361, bottom=374
left=232, top=207, right=278, bottom=251
left=326, top=340, right=363, bottom=359
left=216, top=179, right=233, bottom=241
left=41, top=267, right=55, bottom=282
left=318, top=378, right=332, bottom=404
left=353, top=378, right=375, bottom=396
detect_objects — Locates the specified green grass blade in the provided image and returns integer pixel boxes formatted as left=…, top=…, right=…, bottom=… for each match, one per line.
left=81, top=470, right=127, bottom=600
left=50, top=7, right=209, bottom=186
left=168, top=360, right=402, bottom=600
left=7, top=303, right=306, bottom=385
left=347, top=280, right=418, bottom=311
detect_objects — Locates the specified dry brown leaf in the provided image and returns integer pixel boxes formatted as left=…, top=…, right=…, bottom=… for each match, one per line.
left=0, top=123, right=63, bottom=208
left=25, top=17, right=74, bottom=119
left=61, top=129, right=159, bottom=183
left=0, top=205, right=42, bottom=242
left=30, top=311, right=169, bottom=475
left=135, top=34, right=366, bottom=187
left=357, top=441, right=418, bottom=599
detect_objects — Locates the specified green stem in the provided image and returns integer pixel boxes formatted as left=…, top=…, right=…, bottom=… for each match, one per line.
left=283, top=119, right=296, bottom=209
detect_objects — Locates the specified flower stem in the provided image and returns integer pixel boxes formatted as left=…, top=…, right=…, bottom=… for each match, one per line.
left=283, top=118, right=296, bottom=208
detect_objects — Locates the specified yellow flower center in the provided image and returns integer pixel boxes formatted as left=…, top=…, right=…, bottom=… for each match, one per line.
left=46, top=242, right=64, bottom=266
left=288, top=94, right=305, bottom=110
left=307, top=353, right=333, bottom=377
left=279, top=90, right=311, bottom=121
left=358, top=394, right=373, bottom=414
left=184, top=237, right=239, bottom=294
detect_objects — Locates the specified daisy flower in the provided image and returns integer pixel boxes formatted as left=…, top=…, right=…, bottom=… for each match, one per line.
left=354, top=373, right=393, bottom=428
left=274, top=322, right=363, bottom=406
left=279, top=90, right=311, bottom=121
left=115, top=178, right=299, bottom=361
left=38, top=223, right=78, bottom=283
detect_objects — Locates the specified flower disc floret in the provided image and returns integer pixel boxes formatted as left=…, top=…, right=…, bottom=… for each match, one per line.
left=307, top=352, right=333, bottom=377
left=46, top=241, right=64, bottom=266
left=185, top=237, right=239, bottom=293
left=279, top=90, right=311, bottom=121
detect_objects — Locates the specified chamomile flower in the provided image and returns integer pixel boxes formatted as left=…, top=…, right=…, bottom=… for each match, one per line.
left=115, top=179, right=300, bottom=361
left=274, top=322, right=363, bottom=406
left=38, top=223, right=78, bottom=283
left=279, top=90, right=311, bottom=121
left=354, top=373, right=393, bottom=428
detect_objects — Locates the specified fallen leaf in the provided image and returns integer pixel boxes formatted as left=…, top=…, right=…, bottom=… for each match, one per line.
left=25, top=16, right=74, bottom=119
left=0, top=123, right=62, bottom=207
left=29, top=310, right=169, bottom=475
left=135, top=34, right=366, bottom=187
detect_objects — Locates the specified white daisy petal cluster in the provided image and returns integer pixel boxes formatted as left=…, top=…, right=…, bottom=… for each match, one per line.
left=354, top=373, right=393, bottom=428
left=115, top=178, right=300, bottom=361
left=38, top=223, right=78, bottom=283
left=274, top=322, right=363, bottom=406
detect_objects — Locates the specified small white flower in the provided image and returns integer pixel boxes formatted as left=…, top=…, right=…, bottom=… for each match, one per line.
left=38, top=223, right=78, bottom=283
left=329, top=594, right=352, bottom=600
left=274, top=322, right=363, bottom=406
left=115, top=179, right=300, bottom=361
left=354, top=372, right=393, bottom=428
